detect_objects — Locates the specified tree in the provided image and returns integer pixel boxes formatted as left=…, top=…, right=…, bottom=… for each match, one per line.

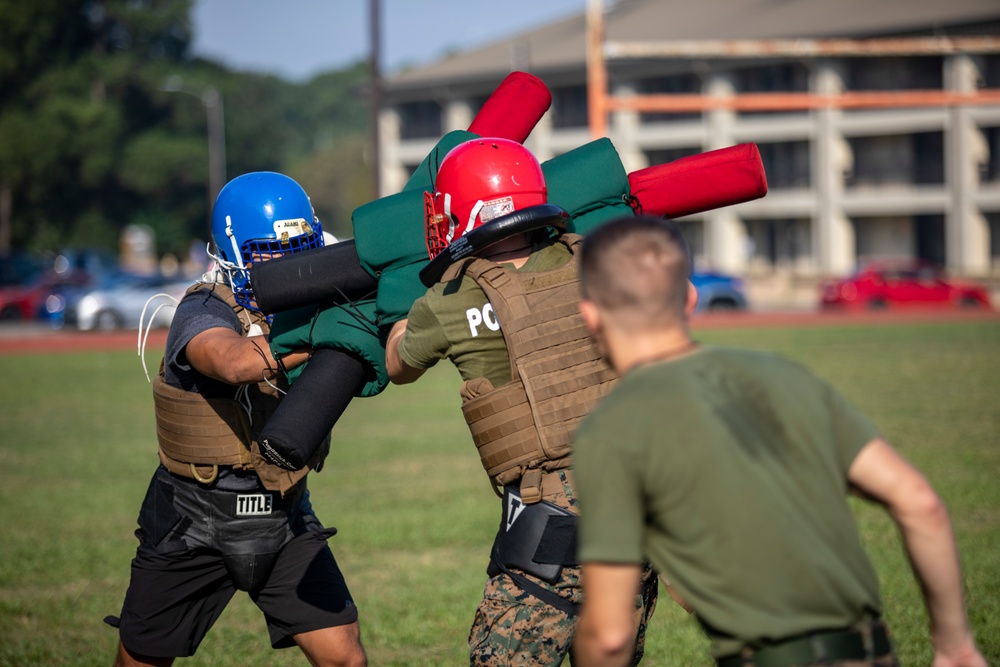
left=0, top=0, right=196, bottom=254
left=0, top=0, right=372, bottom=262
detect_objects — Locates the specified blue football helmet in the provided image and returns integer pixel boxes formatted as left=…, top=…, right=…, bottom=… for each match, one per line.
left=209, top=172, right=325, bottom=311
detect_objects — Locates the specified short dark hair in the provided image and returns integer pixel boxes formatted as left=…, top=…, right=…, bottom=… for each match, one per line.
left=579, top=216, right=691, bottom=327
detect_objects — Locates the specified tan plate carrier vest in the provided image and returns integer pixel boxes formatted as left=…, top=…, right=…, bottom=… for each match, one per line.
left=442, top=234, right=618, bottom=503
left=153, top=282, right=328, bottom=497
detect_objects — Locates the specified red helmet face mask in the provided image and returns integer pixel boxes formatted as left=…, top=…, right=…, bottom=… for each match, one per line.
left=425, top=138, right=547, bottom=259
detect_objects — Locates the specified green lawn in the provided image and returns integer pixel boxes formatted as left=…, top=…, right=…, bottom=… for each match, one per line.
left=0, top=320, right=997, bottom=666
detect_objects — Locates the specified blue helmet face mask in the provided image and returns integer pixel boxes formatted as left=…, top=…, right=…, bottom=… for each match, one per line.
left=208, top=172, right=325, bottom=313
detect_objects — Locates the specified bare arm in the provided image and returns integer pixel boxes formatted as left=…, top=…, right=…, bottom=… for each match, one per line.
left=185, top=327, right=310, bottom=386
left=848, top=438, right=986, bottom=667
left=573, top=563, right=642, bottom=667
left=385, top=319, right=427, bottom=385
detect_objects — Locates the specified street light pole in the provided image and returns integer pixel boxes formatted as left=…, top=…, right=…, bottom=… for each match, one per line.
left=202, top=87, right=227, bottom=211
left=162, top=76, right=227, bottom=239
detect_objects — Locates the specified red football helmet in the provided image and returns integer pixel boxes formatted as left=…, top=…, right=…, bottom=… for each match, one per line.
left=425, top=138, right=547, bottom=259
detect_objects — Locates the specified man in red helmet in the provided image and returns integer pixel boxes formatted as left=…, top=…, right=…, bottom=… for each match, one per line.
left=385, top=138, right=658, bottom=666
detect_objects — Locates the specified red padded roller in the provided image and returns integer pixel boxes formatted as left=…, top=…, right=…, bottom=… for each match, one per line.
left=468, top=71, right=552, bottom=143
left=628, top=143, right=768, bottom=218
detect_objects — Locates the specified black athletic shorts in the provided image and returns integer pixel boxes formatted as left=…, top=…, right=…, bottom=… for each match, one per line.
left=111, top=469, right=358, bottom=658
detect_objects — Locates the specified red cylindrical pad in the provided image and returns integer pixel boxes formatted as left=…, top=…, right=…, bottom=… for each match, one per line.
left=468, top=71, right=552, bottom=143
left=628, top=143, right=768, bottom=219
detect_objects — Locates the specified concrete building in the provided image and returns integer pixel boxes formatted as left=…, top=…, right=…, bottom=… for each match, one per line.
left=379, top=0, right=1000, bottom=309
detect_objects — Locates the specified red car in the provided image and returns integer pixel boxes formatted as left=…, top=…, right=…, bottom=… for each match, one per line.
left=0, top=267, right=93, bottom=321
left=821, top=261, right=991, bottom=310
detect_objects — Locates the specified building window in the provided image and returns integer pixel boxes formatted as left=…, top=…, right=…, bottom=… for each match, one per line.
left=551, top=85, right=588, bottom=128
left=636, top=73, right=700, bottom=123
left=757, top=141, right=811, bottom=189
left=915, top=215, right=946, bottom=267
left=988, top=213, right=1000, bottom=269
left=469, top=94, right=490, bottom=118
left=852, top=215, right=946, bottom=267
left=984, top=127, right=1000, bottom=183
left=402, top=163, right=420, bottom=180
left=985, top=54, right=1000, bottom=88
left=733, top=62, right=809, bottom=118
left=734, top=62, right=809, bottom=92
left=846, top=132, right=944, bottom=186
left=643, top=147, right=702, bottom=168
left=676, top=220, right=704, bottom=265
left=746, top=218, right=812, bottom=269
left=853, top=216, right=918, bottom=261
left=398, top=100, right=442, bottom=140
left=845, top=56, right=943, bottom=91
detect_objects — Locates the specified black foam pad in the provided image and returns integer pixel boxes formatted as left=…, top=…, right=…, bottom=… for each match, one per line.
left=257, top=348, right=367, bottom=471
left=249, top=240, right=378, bottom=315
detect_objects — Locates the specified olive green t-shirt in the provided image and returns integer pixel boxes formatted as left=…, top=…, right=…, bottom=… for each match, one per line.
left=398, top=240, right=573, bottom=387
left=574, top=346, right=883, bottom=655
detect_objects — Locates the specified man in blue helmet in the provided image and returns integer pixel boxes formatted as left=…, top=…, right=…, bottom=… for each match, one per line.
left=108, top=172, right=368, bottom=667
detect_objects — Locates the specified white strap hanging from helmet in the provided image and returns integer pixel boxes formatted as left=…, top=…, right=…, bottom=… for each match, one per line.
left=443, top=194, right=457, bottom=243
left=465, top=200, right=485, bottom=237
left=225, top=215, right=246, bottom=269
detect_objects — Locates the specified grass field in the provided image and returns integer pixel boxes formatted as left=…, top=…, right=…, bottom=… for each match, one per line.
left=0, top=319, right=997, bottom=666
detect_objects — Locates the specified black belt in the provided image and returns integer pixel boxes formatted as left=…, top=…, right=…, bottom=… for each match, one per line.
left=716, top=623, right=892, bottom=667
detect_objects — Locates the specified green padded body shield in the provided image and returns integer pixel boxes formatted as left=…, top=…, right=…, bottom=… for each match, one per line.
left=352, top=130, right=480, bottom=324
left=353, top=136, right=633, bottom=325
left=544, top=138, right=632, bottom=235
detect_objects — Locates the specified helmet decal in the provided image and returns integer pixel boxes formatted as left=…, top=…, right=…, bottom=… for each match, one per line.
left=478, top=196, right=514, bottom=224
left=273, top=217, right=315, bottom=243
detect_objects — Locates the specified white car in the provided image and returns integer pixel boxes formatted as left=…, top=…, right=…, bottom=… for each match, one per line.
left=68, top=274, right=191, bottom=331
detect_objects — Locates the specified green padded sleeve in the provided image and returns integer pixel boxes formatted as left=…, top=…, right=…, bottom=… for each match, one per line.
left=268, top=298, right=387, bottom=397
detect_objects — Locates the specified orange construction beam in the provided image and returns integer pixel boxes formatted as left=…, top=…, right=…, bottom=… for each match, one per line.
left=587, top=34, right=1000, bottom=134
left=604, top=36, right=1000, bottom=59
left=605, top=89, right=1000, bottom=113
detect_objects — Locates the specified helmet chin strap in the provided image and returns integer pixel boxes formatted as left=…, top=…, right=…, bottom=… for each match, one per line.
left=465, top=200, right=484, bottom=236
left=225, top=215, right=246, bottom=269
left=443, top=194, right=457, bottom=243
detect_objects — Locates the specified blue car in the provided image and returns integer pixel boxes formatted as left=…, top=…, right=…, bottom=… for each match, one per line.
left=690, top=271, right=748, bottom=312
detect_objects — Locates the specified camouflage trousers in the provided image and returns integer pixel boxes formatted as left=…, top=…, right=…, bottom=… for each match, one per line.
left=468, top=562, right=658, bottom=666
left=469, top=468, right=658, bottom=666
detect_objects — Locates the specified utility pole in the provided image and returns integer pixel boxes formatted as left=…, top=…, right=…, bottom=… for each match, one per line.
left=586, top=0, right=608, bottom=140
left=369, top=0, right=382, bottom=198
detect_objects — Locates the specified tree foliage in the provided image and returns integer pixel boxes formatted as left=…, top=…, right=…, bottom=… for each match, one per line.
left=0, top=0, right=370, bottom=261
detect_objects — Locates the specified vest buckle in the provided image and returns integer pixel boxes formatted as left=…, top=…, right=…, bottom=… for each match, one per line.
left=190, top=463, right=219, bottom=485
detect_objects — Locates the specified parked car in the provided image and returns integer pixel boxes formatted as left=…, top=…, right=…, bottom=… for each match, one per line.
left=0, top=264, right=93, bottom=321
left=691, top=270, right=748, bottom=312
left=0, top=252, right=45, bottom=320
left=820, top=260, right=991, bottom=310
left=64, top=273, right=191, bottom=331
left=0, top=251, right=44, bottom=285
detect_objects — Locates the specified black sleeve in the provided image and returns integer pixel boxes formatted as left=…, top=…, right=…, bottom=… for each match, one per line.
left=257, top=348, right=368, bottom=471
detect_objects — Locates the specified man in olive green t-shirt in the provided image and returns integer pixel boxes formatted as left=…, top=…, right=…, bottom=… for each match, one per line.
left=570, top=216, right=986, bottom=667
